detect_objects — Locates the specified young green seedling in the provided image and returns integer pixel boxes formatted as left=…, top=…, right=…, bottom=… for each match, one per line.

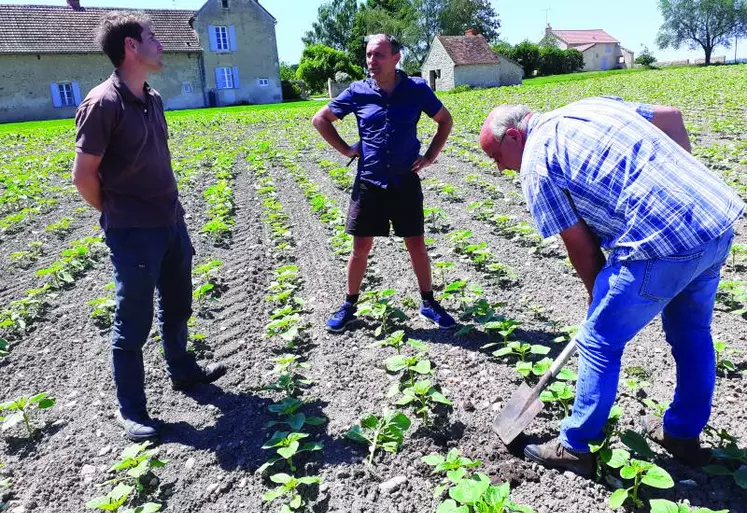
left=0, top=337, right=9, bottom=358
left=649, top=499, right=727, bottom=513
left=263, top=473, right=322, bottom=512
left=607, top=451, right=674, bottom=509
left=259, top=431, right=323, bottom=473
left=395, top=379, right=452, bottom=426
left=266, top=397, right=326, bottom=431
left=385, top=350, right=433, bottom=389
left=423, top=448, right=482, bottom=498
left=492, top=341, right=550, bottom=362
left=345, top=410, right=412, bottom=465
left=482, top=318, right=521, bottom=346
left=436, top=473, right=535, bottom=513
left=434, top=261, right=456, bottom=289
left=86, top=482, right=161, bottom=512
left=642, top=398, right=670, bottom=418
left=104, top=442, right=167, bottom=492
left=356, top=289, right=408, bottom=337
left=371, top=330, right=407, bottom=353
left=714, top=340, right=740, bottom=376
left=0, top=392, right=56, bottom=437
left=589, top=406, right=624, bottom=479
left=539, top=381, right=575, bottom=418
left=704, top=445, right=747, bottom=490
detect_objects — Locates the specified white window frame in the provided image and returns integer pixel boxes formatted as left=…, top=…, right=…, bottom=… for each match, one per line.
left=605, top=44, right=613, bottom=54
left=58, top=82, right=75, bottom=107
left=216, top=67, right=234, bottom=89
left=257, top=78, right=270, bottom=87
left=214, top=26, right=229, bottom=52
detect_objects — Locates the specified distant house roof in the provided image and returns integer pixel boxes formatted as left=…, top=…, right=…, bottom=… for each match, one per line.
left=574, top=43, right=596, bottom=53
left=549, top=29, right=619, bottom=45
left=437, top=34, right=499, bottom=65
left=0, top=4, right=200, bottom=54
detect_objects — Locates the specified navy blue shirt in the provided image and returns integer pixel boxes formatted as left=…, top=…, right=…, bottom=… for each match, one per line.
left=328, top=70, right=443, bottom=188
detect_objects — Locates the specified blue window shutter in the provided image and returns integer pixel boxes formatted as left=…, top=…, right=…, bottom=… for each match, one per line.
left=228, top=25, right=237, bottom=51
left=232, top=67, right=240, bottom=89
left=50, top=82, right=62, bottom=108
left=208, top=25, right=217, bottom=52
left=214, top=67, right=223, bottom=89
left=72, top=82, right=82, bottom=105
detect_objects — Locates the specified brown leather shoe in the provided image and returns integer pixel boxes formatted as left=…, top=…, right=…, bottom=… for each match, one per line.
left=641, top=415, right=711, bottom=466
left=524, top=438, right=596, bottom=477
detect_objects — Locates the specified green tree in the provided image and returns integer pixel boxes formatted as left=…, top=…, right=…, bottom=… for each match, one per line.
left=407, top=0, right=449, bottom=68
left=347, top=0, right=416, bottom=69
left=279, top=61, right=298, bottom=82
left=297, top=44, right=364, bottom=93
left=491, top=40, right=514, bottom=58
left=635, top=46, right=657, bottom=67
left=656, top=0, right=747, bottom=64
left=439, top=0, right=501, bottom=42
left=511, top=40, right=541, bottom=77
left=563, top=48, right=585, bottom=73
left=302, top=0, right=359, bottom=51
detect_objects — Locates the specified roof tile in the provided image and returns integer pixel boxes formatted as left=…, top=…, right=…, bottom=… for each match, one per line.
left=437, top=34, right=499, bottom=65
left=551, top=29, right=619, bottom=45
left=0, top=4, right=199, bottom=54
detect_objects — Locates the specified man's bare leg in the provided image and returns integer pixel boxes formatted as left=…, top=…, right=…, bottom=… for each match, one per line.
left=347, top=236, right=374, bottom=295
left=404, top=235, right=432, bottom=293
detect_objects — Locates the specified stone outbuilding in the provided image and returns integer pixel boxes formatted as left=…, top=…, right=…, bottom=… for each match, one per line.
left=0, top=0, right=282, bottom=123
left=421, top=31, right=523, bottom=91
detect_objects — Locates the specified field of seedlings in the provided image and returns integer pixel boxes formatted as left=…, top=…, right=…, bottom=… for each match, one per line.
left=1, top=65, right=746, bottom=513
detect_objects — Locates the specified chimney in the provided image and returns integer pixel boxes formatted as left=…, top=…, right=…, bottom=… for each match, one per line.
left=545, top=23, right=552, bottom=35
left=465, top=28, right=476, bottom=36
left=67, top=0, right=83, bottom=10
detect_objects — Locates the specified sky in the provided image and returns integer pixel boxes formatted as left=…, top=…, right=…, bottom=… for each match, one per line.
left=10, top=0, right=747, bottom=64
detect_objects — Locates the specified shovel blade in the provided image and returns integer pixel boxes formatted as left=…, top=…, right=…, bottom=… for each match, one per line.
left=492, top=382, right=545, bottom=445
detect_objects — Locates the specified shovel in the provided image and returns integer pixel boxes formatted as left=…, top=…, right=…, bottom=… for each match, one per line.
left=492, top=338, right=578, bottom=445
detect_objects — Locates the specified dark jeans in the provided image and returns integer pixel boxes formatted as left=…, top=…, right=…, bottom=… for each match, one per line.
left=105, top=221, right=200, bottom=417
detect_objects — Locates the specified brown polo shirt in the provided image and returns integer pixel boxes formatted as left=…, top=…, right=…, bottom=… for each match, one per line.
left=75, top=70, right=184, bottom=230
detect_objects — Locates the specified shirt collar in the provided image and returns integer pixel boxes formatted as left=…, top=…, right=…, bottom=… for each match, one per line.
left=366, top=69, right=408, bottom=94
left=110, top=70, right=155, bottom=104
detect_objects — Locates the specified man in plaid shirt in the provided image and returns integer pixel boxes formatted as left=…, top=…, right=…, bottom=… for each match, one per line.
left=480, top=97, right=744, bottom=477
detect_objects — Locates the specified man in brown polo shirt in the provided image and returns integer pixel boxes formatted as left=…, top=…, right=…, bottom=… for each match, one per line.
left=72, top=12, right=226, bottom=441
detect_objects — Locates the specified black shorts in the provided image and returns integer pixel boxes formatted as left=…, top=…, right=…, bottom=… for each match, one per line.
left=345, top=177, right=425, bottom=237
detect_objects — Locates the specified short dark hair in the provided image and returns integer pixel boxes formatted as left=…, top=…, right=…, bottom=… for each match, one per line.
left=365, top=34, right=402, bottom=55
left=95, top=11, right=151, bottom=67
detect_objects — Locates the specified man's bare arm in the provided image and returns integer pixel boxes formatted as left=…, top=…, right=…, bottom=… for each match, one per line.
left=311, top=106, right=359, bottom=158
left=412, top=107, right=453, bottom=173
left=559, top=220, right=606, bottom=303
left=651, top=105, right=691, bottom=153
left=71, top=152, right=104, bottom=212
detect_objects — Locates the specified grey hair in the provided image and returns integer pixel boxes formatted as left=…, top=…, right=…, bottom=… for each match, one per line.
left=489, top=104, right=531, bottom=140
left=365, top=33, right=402, bottom=54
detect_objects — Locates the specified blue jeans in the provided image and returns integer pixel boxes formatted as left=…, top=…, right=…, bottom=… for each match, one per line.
left=560, top=228, right=735, bottom=451
left=105, top=222, right=201, bottom=417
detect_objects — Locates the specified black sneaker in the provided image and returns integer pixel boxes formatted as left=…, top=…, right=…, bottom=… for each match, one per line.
left=116, top=410, right=159, bottom=441
left=171, top=362, right=227, bottom=391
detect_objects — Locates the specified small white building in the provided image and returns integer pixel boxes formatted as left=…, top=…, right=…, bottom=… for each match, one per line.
left=540, top=25, right=634, bottom=71
left=421, top=31, right=523, bottom=91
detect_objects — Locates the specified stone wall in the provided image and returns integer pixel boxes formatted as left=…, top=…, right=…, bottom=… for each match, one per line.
left=193, top=0, right=282, bottom=107
left=0, top=52, right=203, bottom=123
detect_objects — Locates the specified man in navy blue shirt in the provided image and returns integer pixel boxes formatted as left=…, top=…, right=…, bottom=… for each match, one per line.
left=312, top=34, right=456, bottom=332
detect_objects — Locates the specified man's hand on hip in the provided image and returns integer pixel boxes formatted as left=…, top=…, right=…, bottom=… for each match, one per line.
left=411, top=155, right=434, bottom=174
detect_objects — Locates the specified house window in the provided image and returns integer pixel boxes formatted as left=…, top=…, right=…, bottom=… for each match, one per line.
left=435, top=69, right=441, bottom=78
left=221, top=0, right=229, bottom=7
left=58, top=82, right=75, bottom=107
left=605, top=44, right=612, bottom=54
left=216, top=67, right=234, bottom=89
left=214, top=26, right=229, bottom=51
left=257, top=78, right=269, bottom=87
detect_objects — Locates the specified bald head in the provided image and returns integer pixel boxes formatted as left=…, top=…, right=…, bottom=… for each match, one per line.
left=479, top=104, right=532, bottom=171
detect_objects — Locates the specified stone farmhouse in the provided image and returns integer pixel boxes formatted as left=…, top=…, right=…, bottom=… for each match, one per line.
left=421, top=31, right=523, bottom=91
left=540, top=25, right=634, bottom=72
left=0, top=0, right=281, bottom=123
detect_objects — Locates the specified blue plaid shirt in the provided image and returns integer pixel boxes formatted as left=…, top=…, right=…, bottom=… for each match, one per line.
left=521, top=96, right=745, bottom=265
left=328, top=70, right=443, bottom=188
